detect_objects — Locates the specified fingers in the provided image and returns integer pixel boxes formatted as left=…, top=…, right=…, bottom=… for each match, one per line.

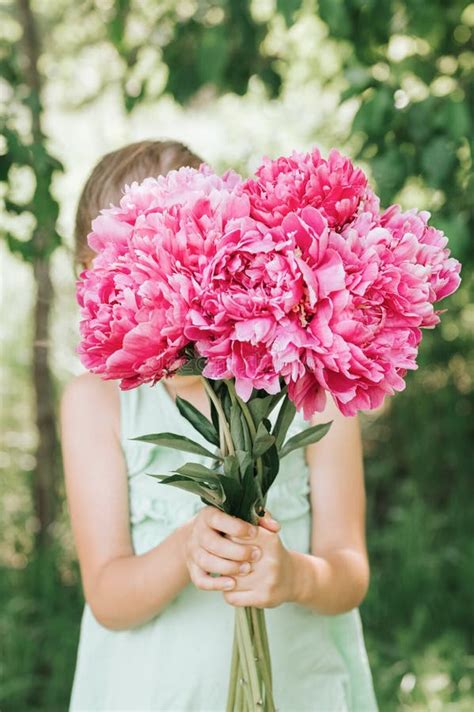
left=195, top=548, right=253, bottom=577
left=203, top=506, right=257, bottom=539
left=202, top=529, right=259, bottom=563
left=188, top=561, right=236, bottom=592
left=186, top=507, right=260, bottom=596
left=223, top=589, right=266, bottom=608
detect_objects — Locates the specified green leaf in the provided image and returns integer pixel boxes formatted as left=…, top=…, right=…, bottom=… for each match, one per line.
left=208, top=398, right=221, bottom=442
left=272, top=397, right=297, bottom=449
left=253, top=420, right=275, bottom=458
left=230, top=403, right=246, bottom=451
left=132, top=432, right=221, bottom=460
left=248, top=394, right=275, bottom=424
left=222, top=387, right=232, bottom=424
left=277, top=0, right=302, bottom=26
left=266, top=389, right=287, bottom=416
left=280, top=421, right=333, bottom=459
left=235, top=449, right=253, bottom=479
left=319, top=0, right=352, bottom=38
left=150, top=473, right=223, bottom=507
left=353, top=88, right=394, bottom=137
left=147, top=470, right=220, bottom=488
left=237, top=468, right=261, bottom=523
left=261, top=441, right=280, bottom=496
left=434, top=100, right=470, bottom=141
left=175, top=395, right=219, bottom=446
left=174, top=462, right=222, bottom=482
left=421, top=136, right=457, bottom=189
left=371, top=148, right=408, bottom=206
left=406, top=98, right=436, bottom=143
left=224, top=455, right=240, bottom=480
left=219, top=475, right=243, bottom=513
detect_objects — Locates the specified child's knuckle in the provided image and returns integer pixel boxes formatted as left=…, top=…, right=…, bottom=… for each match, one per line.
left=209, top=510, right=222, bottom=530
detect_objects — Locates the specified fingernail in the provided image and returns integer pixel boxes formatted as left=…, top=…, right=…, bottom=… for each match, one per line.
left=239, top=562, right=251, bottom=574
left=250, top=547, right=260, bottom=562
left=224, top=579, right=235, bottom=589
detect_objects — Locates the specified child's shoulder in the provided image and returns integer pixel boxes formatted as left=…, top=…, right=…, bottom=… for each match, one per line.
left=60, top=373, right=120, bottom=433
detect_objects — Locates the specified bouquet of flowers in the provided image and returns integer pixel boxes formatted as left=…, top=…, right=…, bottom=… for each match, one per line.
left=76, top=147, right=461, bottom=711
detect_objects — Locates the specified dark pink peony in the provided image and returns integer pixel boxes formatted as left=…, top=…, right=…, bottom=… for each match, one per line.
left=242, top=147, right=375, bottom=230
left=184, top=217, right=303, bottom=399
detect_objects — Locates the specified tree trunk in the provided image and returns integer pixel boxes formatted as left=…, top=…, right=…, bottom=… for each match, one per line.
left=32, top=256, right=58, bottom=547
left=17, top=0, right=59, bottom=549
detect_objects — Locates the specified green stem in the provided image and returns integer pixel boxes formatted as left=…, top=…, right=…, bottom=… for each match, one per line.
left=234, top=668, right=244, bottom=712
left=235, top=608, right=259, bottom=709
left=246, top=607, right=263, bottom=690
left=226, top=381, right=257, bottom=438
left=238, top=607, right=264, bottom=707
left=201, top=377, right=234, bottom=455
left=226, top=616, right=240, bottom=712
left=219, top=417, right=229, bottom=458
left=255, top=608, right=276, bottom=712
left=226, top=381, right=265, bottom=517
left=251, top=608, right=276, bottom=710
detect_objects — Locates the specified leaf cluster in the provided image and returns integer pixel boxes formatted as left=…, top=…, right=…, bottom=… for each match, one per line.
left=136, top=377, right=331, bottom=524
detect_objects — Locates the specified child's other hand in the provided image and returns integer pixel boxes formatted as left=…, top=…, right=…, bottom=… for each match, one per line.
left=184, top=506, right=260, bottom=593
left=223, top=512, right=294, bottom=609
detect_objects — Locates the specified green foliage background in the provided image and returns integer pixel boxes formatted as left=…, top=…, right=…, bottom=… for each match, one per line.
left=1, top=1, right=472, bottom=710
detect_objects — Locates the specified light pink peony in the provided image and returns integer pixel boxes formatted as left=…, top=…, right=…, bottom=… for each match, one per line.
left=380, top=205, right=462, bottom=319
left=77, top=165, right=249, bottom=389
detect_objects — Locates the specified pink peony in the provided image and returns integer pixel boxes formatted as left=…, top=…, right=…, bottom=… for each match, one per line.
left=76, top=165, right=250, bottom=389
left=271, top=210, right=428, bottom=416
left=76, top=147, right=461, bottom=419
left=184, top=216, right=302, bottom=399
left=243, top=147, right=376, bottom=230
left=380, top=205, right=462, bottom=319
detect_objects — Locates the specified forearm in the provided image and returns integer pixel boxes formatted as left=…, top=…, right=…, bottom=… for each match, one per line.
left=87, top=518, right=193, bottom=630
left=287, top=547, right=370, bottom=615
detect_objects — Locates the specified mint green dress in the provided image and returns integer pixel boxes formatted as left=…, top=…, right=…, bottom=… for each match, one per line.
left=70, top=381, right=378, bottom=712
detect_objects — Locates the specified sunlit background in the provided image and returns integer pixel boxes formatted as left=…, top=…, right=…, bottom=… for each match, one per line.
left=1, top=1, right=473, bottom=710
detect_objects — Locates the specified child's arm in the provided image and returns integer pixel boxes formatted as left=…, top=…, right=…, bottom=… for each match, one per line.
left=288, top=395, right=370, bottom=614
left=60, top=374, right=258, bottom=631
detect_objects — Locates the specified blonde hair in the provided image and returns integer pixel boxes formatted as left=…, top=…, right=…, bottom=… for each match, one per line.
left=74, top=139, right=204, bottom=268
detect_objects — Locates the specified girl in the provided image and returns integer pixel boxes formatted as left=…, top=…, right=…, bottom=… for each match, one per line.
left=61, top=139, right=378, bottom=711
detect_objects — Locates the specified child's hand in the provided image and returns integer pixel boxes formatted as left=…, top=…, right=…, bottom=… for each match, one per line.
left=222, top=512, right=295, bottom=609
left=184, top=506, right=260, bottom=593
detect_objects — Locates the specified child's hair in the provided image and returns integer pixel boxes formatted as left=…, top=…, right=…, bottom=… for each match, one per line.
left=74, top=139, right=204, bottom=269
